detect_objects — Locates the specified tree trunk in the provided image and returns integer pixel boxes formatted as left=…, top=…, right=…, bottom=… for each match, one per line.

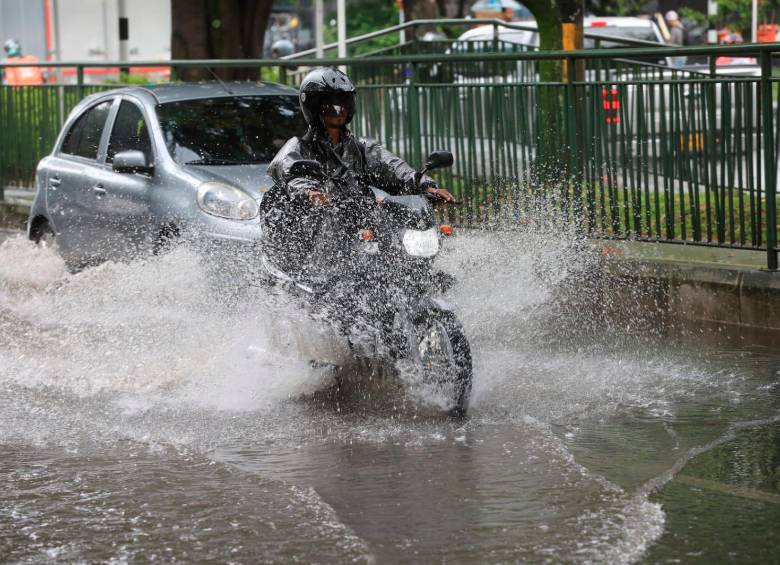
left=171, top=0, right=274, bottom=82
left=402, top=0, right=446, bottom=37
left=523, top=0, right=563, bottom=81
left=521, top=0, right=584, bottom=188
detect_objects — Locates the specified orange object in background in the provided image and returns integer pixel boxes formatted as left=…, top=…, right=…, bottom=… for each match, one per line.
left=602, top=87, right=621, bottom=125
left=757, top=23, right=780, bottom=43
left=439, top=224, right=454, bottom=236
left=4, top=55, right=44, bottom=85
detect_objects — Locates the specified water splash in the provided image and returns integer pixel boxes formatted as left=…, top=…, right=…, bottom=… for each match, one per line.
left=0, top=224, right=775, bottom=563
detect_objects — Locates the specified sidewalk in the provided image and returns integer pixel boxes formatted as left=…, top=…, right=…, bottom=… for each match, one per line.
left=0, top=189, right=32, bottom=231
left=596, top=239, right=770, bottom=270
left=2, top=188, right=34, bottom=207
left=596, top=239, right=779, bottom=345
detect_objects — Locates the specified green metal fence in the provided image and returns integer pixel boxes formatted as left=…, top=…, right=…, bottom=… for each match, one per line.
left=0, top=42, right=778, bottom=269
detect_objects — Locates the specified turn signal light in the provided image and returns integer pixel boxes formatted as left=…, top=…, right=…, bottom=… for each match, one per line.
left=439, top=224, right=454, bottom=236
left=358, top=229, right=374, bottom=241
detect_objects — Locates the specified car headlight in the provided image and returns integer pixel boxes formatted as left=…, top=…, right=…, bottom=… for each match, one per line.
left=402, top=228, right=439, bottom=258
left=197, top=182, right=258, bottom=220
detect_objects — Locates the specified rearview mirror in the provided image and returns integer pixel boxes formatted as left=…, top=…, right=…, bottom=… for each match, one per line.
left=289, top=159, right=324, bottom=178
left=424, top=150, right=453, bottom=172
left=113, top=150, right=152, bottom=174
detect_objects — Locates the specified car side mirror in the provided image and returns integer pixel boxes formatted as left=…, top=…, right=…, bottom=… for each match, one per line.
left=289, top=159, right=324, bottom=178
left=113, top=150, right=152, bottom=174
left=424, top=150, right=453, bottom=172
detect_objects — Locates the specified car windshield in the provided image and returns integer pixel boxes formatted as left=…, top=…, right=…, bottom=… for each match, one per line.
left=585, top=26, right=658, bottom=48
left=157, top=95, right=305, bottom=165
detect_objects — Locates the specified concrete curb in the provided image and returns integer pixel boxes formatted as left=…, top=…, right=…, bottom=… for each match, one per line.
left=604, top=257, right=780, bottom=342
left=1, top=189, right=33, bottom=231
left=0, top=203, right=30, bottom=231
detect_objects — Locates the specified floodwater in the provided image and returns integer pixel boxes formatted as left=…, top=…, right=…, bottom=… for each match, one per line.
left=0, top=227, right=778, bottom=564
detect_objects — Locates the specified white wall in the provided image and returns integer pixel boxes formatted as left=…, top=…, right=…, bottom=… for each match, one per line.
left=0, top=0, right=46, bottom=60
left=56, top=0, right=171, bottom=61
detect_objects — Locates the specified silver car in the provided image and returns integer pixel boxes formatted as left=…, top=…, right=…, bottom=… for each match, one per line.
left=27, top=82, right=305, bottom=269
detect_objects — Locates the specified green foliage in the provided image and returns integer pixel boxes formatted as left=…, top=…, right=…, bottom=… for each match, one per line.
left=679, top=7, right=709, bottom=28
left=589, top=0, right=648, bottom=17
left=260, top=67, right=281, bottom=83
left=104, top=72, right=162, bottom=86
left=715, top=0, right=752, bottom=31
left=684, top=0, right=780, bottom=34
left=325, top=0, right=401, bottom=55
left=593, top=0, right=780, bottom=36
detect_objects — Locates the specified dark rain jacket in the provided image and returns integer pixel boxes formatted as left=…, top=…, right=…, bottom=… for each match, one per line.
left=268, top=127, right=436, bottom=199
left=263, top=128, right=437, bottom=279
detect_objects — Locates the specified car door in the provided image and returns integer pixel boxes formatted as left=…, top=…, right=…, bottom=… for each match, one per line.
left=89, top=97, right=156, bottom=260
left=45, top=98, right=114, bottom=265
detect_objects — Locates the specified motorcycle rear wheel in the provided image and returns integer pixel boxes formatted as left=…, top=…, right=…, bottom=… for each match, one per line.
left=414, top=310, right=473, bottom=418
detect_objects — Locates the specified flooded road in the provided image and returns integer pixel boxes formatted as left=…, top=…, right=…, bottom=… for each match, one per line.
left=0, top=229, right=778, bottom=563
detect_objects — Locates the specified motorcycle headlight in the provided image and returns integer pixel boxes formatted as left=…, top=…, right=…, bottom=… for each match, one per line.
left=197, top=182, right=258, bottom=220
left=402, top=228, right=439, bottom=258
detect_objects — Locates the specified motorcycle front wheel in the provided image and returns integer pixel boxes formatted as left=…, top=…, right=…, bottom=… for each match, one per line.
left=414, top=310, right=473, bottom=418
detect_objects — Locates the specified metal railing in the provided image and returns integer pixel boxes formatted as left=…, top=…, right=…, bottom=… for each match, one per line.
left=0, top=42, right=778, bottom=269
left=283, top=18, right=674, bottom=60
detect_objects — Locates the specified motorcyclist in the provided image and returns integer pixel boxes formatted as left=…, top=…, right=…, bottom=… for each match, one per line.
left=2, top=39, right=44, bottom=85
left=268, top=66, right=455, bottom=210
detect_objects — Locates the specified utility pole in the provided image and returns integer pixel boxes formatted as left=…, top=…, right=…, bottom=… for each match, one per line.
left=398, top=0, right=406, bottom=45
left=560, top=0, right=585, bottom=189
left=751, top=0, right=758, bottom=42
left=50, top=0, right=63, bottom=83
left=337, top=0, right=347, bottom=58
left=117, top=0, right=129, bottom=76
left=315, top=0, right=324, bottom=58
left=560, top=0, right=584, bottom=80
left=707, top=0, right=718, bottom=44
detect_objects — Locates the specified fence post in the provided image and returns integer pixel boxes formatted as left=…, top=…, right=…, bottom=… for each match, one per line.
left=76, top=65, right=84, bottom=99
left=565, top=53, right=583, bottom=215
left=760, top=50, right=778, bottom=270
left=706, top=54, right=720, bottom=244
left=407, top=61, right=422, bottom=167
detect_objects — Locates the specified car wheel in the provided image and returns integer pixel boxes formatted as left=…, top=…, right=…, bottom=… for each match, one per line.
left=31, top=220, right=56, bottom=249
left=30, top=220, right=79, bottom=273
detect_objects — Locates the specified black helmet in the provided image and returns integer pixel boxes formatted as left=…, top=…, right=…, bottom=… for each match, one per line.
left=298, top=67, right=356, bottom=129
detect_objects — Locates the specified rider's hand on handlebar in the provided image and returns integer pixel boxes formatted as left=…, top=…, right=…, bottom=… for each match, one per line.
left=308, top=190, right=330, bottom=207
left=425, top=187, right=457, bottom=203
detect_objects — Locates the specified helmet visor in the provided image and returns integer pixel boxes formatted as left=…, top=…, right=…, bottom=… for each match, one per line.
left=319, top=92, right=355, bottom=118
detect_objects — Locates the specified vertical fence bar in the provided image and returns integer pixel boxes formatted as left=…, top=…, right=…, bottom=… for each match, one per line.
left=705, top=57, right=718, bottom=243
left=760, top=50, right=778, bottom=270
left=408, top=61, right=422, bottom=173
left=76, top=65, right=84, bottom=100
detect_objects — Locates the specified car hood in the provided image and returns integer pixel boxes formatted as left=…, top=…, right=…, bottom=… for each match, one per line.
left=184, top=163, right=273, bottom=199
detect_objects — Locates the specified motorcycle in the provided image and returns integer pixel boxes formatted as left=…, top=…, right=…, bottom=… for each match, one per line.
left=258, top=150, right=472, bottom=418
